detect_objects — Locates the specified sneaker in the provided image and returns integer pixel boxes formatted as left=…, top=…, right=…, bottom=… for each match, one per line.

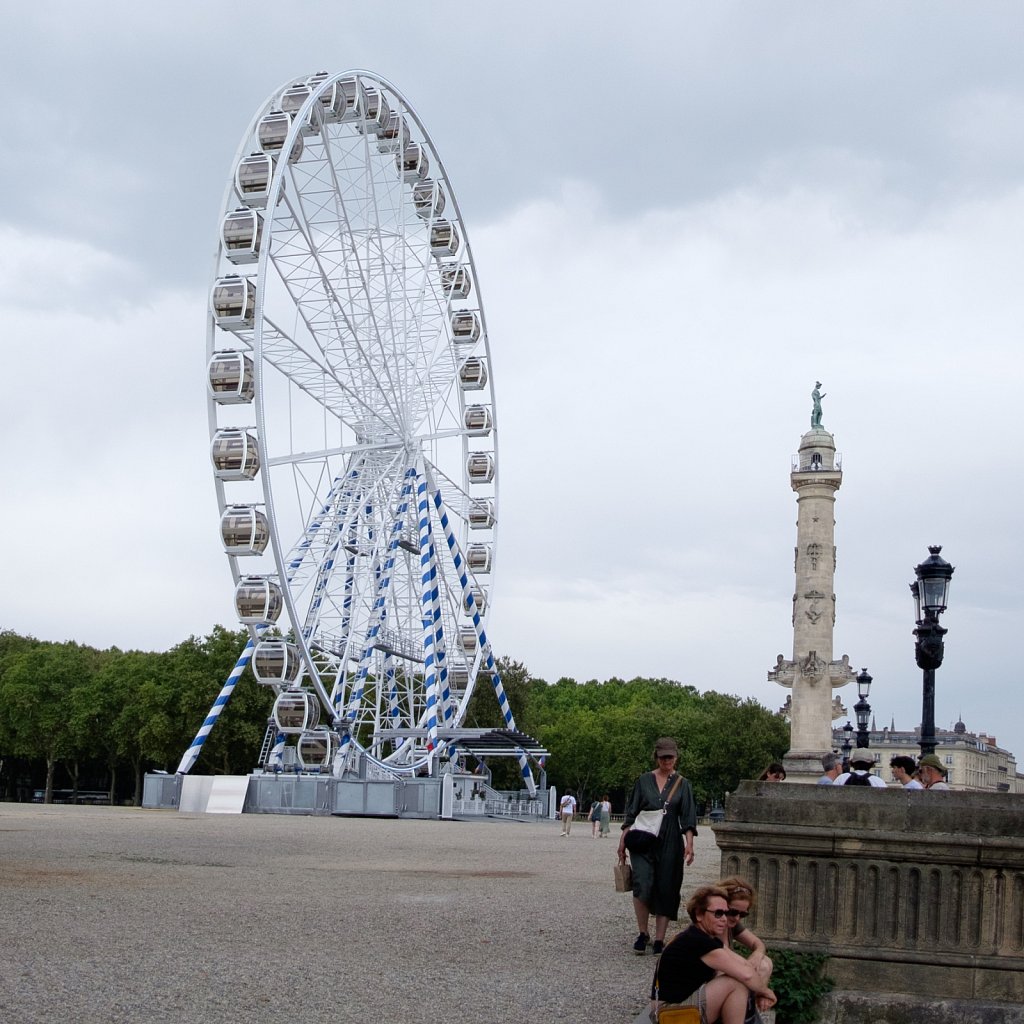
left=652, top=940, right=664, bottom=955
left=632, top=932, right=650, bottom=954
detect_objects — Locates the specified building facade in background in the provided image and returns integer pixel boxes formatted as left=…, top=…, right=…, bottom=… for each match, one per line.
left=831, top=718, right=1023, bottom=792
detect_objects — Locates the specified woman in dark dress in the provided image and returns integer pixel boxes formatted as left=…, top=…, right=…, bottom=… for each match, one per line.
left=649, top=885, right=776, bottom=1024
left=617, top=737, right=697, bottom=954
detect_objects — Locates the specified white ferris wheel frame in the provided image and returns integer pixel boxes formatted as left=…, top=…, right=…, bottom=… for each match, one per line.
left=205, top=70, right=504, bottom=776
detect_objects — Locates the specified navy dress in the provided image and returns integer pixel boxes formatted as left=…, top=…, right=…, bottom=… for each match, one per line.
left=622, top=771, right=697, bottom=920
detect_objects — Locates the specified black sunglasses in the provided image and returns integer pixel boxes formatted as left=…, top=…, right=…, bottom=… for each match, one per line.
left=708, top=908, right=730, bottom=918
left=726, top=909, right=748, bottom=919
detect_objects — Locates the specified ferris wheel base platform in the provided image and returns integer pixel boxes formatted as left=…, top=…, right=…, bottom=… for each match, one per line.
left=143, top=771, right=548, bottom=821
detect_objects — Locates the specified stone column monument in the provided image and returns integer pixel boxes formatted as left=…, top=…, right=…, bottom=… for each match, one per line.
left=769, top=384, right=856, bottom=780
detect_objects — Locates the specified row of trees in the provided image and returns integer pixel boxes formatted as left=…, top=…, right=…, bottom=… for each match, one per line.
left=463, top=662, right=789, bottom=809
left=0, top=627, right=270, bottom=804
left=0, top=628, right=788, bottom=808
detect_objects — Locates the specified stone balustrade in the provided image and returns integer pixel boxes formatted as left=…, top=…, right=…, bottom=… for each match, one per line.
left=712, top=781, right=1024, bottom=1010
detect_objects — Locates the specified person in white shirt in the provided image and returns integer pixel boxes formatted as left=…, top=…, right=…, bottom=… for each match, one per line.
left=558, top=792, right=577, bottom=835
left=890, top=755, right=924, bottom=789
left=833, top=749, right=888, bottom=788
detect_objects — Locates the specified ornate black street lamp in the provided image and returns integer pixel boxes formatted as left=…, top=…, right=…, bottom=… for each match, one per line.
left=911, top=545, right=955, bottom=758
left=854, top=668, right=873, bottom=748
left=841, top=721, right=853, bottom=770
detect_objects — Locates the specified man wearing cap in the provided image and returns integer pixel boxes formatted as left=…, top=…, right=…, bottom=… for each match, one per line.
left=918, top=754, right=951, bottom=790
left=816, top=752, right=841, bottom=785
left=833, top=749, right=887, bottom=787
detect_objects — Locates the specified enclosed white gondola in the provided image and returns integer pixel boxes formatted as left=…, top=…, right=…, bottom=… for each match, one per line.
left=305, top=71, right=344, bottom=122
left=458, top=625, right=478, bottom=654
left=257, top=111, right=304, bottom=163
left=234, top=154, right=279, bottom=209
left=463, top=405, right=492, bottom=436
left=211, top=276, right=257, bottom=329
left=279, top=83, right=320, bottom=136
left=252, top=639, right=302, bottom=685
left=297, top=728, right=335, bottom=771
left=221, top=208, right=264, bottom=265
left=208, top=350, right=255, bottom=404
left=467, top=452, right=495, bottom=484
left=220, top=504, right=270, bottom=556
left=448, top=662, right=470, bottom=688
left=459, top=357, right=488, bottom=390
left=336, top=76, right=368, bottom=123
left=451, top=310, right=481, bottom=344
left=464, top=586, right=488, bottom=616
left=211, top=429, right=260, bottom=480
left=357, top=86, right=390, bottom=135
left=235, top=576, right=284, bottom=624
left=466, top=543, right=493, bottom=573
left=429, top=221, right=460, bottom=258
left=468, top=499, right=496, bottom=530
left=397, top=143, right=429, bottom=184
left=440, top=264, right=471, bottom=299
left=377, top=112, right=409, bottom=154
left=413, top=179, right=445, bottom=220
left=273, top=689, right=321, bottom=733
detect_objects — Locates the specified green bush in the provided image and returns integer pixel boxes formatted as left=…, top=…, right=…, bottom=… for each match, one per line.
left=768, top=949, right=833, bottom=1024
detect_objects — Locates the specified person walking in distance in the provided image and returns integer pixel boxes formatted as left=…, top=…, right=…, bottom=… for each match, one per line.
left=558, top=792, right=577, bottom=835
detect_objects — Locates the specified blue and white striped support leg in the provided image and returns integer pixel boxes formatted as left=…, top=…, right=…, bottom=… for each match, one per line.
left=429, top=485, right=537, bottom=797
left=334, top=467, right=416, bottom=775
left=416, top=471, right=442, bottom=753
left=176, top=632, right=260, bottom=775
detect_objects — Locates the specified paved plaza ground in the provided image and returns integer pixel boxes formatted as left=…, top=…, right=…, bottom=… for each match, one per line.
left=0, top=804, right=723, bottom=1024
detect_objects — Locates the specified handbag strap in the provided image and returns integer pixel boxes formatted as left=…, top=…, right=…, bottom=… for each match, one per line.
left=660, top=772, right=684, bottom=811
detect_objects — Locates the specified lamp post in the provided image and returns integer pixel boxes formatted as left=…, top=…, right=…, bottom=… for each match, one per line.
left=911, top=545, right=955, bottom=758
left=841, top=721, right=853, bottom=770
left=854, top=668, right=872, bottom=749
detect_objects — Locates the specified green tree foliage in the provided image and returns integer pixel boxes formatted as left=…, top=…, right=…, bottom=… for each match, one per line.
left=0, top=627, right=786, bottom=810
left=520, top=673, right=788, bottom=808
left=0, top=627, right=271, bottom=803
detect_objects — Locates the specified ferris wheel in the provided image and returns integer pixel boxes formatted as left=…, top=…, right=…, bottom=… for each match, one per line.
left=177, top=71, right=533, bottom=789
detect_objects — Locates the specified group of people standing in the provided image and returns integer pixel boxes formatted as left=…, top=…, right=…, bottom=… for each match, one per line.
left=816, top=749, right=950, bottom=789
left=616, top=737, right=776, bottom=1024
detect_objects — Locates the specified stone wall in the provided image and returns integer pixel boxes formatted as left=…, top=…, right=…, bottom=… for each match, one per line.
left=713, top=782, right=1024, bottom=1012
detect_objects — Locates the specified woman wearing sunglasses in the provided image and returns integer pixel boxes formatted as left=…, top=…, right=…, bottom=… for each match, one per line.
left=649, top=885, right=777, bottom=1024
left=718, top=877, right=774, bottom=1005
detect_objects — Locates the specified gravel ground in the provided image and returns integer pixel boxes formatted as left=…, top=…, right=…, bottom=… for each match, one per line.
left=0, top=805, right=723, bottom=1024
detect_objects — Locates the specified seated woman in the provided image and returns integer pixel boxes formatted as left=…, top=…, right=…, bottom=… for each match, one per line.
left=718, top=877, right=773, bottom=998
left=649, top=885, right=776, bottom=1024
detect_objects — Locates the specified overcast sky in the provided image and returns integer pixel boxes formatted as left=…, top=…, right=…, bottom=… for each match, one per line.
left=2, top=2, right=1023, bottom=758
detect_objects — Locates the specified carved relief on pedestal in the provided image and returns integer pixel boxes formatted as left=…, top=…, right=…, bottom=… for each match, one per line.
left=803, top=589, right=826, bottom=623
left=800, top=650, right=827, bottom=683
left=806, top=542, right=822, bottom=570
left=831, top=694, right=847, bottom=721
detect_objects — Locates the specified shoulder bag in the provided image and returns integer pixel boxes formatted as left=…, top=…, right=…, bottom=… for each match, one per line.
left=624, top=774, right=683, bottom=854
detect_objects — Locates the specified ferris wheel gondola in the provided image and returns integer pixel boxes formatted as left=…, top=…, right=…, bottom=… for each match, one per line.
left=177, top=71, right=533, bottom=790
